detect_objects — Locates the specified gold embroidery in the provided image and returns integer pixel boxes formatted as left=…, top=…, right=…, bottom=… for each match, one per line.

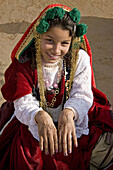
left=68, top=37, right=79, bottom=95
left=34, top=33, right=46, bottom=109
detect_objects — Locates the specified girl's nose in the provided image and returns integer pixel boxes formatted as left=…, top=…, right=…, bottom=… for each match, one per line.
left=52, top=44, right=61, bottom=55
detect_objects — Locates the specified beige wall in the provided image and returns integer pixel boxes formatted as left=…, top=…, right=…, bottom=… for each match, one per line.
left=0, top=0, right=113, bottom=24
left=0, top=0, right=113, bottom=105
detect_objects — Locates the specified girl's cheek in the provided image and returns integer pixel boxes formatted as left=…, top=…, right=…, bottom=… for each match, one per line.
left=45, top=44, right=53, bottom=50
left=63, top=46, right=70, bottom=54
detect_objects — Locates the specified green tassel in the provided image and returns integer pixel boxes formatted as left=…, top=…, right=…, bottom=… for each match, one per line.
left=69, top=8, right=81, bottom=23
left=45, top=7, right=65, bottom=20
left=76, top=23, right=88, bottom=37
left=36, top=17, right=50, bottom=34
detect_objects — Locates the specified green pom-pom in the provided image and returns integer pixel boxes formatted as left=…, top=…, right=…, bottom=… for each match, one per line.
left=45, top=9, right=55, bottom=20
left=36, top=18, right=50, bottom=34
left=76, top=23, right=88, bottom=37
left=45, top=7, right=65, bottom=20
left=69, top=8, right=81, bottom=23
left=36, top=7, right=66, bottom=34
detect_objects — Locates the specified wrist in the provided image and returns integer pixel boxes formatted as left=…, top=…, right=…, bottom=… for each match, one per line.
left=34, top=110, right=43, bottom=124
left=63, top=108, right=75, bottom=120
left=64, top=107, right=78, bottom=121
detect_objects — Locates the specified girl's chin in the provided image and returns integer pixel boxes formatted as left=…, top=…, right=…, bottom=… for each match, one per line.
left=42, top=55, right=60, bottom=63
left=46, top=59, right=59, bottom=63
left=42, top=58, right=59, bottom=64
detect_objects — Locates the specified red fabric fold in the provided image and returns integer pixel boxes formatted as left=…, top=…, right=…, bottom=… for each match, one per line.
left=0, top=101, right=14, bottom=131
left=89, top=87, right=113, bottom=131
left=1, top=58, right=37, bottom=101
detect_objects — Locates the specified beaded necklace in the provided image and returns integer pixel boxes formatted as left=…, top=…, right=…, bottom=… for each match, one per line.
left=44, top=58, right=63, bottom=108
left=45, top=59, right=67, bottom=116
left=43, top=58, right=63, bottom=91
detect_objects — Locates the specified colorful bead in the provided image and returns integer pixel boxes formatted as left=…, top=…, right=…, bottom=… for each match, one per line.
left=53, top=83, right=58, bottom=88
left=45, top=80, right=50, bottom=87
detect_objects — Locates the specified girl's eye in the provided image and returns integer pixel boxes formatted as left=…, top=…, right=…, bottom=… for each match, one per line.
left=62, top=42, right=70, bottom=45
left=45, top=39, right=53, bottom=43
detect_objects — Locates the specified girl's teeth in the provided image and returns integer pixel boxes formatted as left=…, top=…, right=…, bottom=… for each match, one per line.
left=50, top=54, right=58, bottom=58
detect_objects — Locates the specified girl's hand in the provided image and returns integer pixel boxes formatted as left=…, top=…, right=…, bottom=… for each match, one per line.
left=58, top=108, right=78, bottom=156
left=35, top=110, right=58, bottom=155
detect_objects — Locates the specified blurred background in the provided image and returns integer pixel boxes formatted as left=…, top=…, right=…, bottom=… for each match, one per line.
left=0, top=0, right=113, bottom=106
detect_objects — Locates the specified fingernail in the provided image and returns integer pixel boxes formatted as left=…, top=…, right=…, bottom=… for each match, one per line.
left=56, top=150, right=58, bottom=153
left=51, top=153, right=54, bottom=156
left=45, top=152, right=49, bottom=155
left=68, top=150, right=72, bottom=154
left=64, top=153, right=68, bottom=156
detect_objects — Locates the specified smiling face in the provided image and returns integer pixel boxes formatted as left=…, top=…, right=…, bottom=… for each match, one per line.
left=40, top=26, right=72, bottom=63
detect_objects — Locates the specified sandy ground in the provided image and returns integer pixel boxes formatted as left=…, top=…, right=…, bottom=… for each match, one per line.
left=0, top=0, right=113, bottom=106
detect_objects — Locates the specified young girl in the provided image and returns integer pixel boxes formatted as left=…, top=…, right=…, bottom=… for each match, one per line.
left=0, top=4, right=113, bottom=170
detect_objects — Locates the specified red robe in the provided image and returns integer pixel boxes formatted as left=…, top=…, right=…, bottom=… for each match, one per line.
left=0, top=58, right=113, bottom=170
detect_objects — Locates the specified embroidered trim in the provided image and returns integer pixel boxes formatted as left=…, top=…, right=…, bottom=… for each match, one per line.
left=15, top=28, right=34, bottom=61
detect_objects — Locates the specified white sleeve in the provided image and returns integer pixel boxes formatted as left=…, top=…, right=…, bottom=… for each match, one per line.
left=14, top=93, right=43, bottom=140
left=64, top=49, right=93, bottom=138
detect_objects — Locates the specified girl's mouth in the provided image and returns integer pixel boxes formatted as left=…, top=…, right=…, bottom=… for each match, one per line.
left=47, top=53, right=60, bottom=60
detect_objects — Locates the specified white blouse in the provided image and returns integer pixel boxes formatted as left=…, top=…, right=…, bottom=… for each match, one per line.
left=14, top=49, right=93, bottom=140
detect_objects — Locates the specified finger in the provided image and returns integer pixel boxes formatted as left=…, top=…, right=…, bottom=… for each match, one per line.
left=68, top=131, right=72, bottom=154
left=44, top=130, right=49, bottom=155
left=48, top=131, right=54, bottom=155
left=58, top=130, right=62, bottom=153
left=54, top=130, right=58, bottom=153
left=63, top=127, right=68, bottom=156
left=39, top=136, right=43, bottom=151
left=72, top=130, right=78, bottom=147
